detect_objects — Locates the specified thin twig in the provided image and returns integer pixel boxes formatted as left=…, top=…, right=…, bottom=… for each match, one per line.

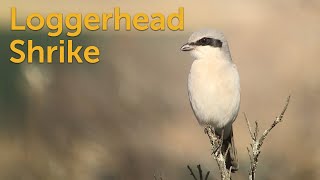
left=245, top=95, right=291, bottom=180
left=188, top=165, right=211, bottom=180
left=244, top=112, right=255, bottom=140
left=187, top=165, right=198, bottom=180
left=197, top=164, right=203, bottom=180
left=246, top=147, right=253, bottom=163
left=154, top=173, right=163, bottom=180
left=223, top=144, right=231, bottom=160
left=259, top=96, right=291, bottom=145
left=254, top=121, right=259, bottom=140
left=205, top=171, right=210, bottom=180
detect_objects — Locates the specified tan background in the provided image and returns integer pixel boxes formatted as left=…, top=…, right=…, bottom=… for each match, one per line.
left=1, top=1, right=320, bottom=179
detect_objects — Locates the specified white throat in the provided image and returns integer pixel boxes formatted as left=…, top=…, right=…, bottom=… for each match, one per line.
left=190, top=46, right=230, bottom=62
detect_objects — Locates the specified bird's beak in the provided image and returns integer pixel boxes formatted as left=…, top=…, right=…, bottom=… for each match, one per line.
left=181, top=43, right=194, bottom=51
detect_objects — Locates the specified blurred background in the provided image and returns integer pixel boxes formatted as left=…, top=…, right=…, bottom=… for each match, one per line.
left=1, top=0, right=320, bottom=179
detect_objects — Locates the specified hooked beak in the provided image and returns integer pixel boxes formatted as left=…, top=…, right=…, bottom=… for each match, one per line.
left=181, top=43, right=194, bottom=51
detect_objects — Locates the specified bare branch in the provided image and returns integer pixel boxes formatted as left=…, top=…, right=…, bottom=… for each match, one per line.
left=187, top=165, right=211, bottom=180
left=246, top=95, right=291, bottom=180
left=187, top=165, right=198, bottom=180
left=254, top=121, right=259, bottom=140
left=223, top=144, right=231, bottom=160
left=244, top=112, right=255, bottom=140
left=246, top=147, right=253, bottom=163
left=153, top=172, right=163, bottom=180
left=258, top=95, right=291, bottom=145
left=205, top=171, right=210, bottom=180
left=197, top=164, right=203, bottom=180
left=205, top=126, right=231, bottom=180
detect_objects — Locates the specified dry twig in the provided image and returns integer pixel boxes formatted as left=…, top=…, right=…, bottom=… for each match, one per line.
left=204, top=126, right=231, bottom=180
left=187, top=164, right=210, bottom=180
left=245, top=96, right=291, bottom=180
left=154, top=172, right=163, bottom=180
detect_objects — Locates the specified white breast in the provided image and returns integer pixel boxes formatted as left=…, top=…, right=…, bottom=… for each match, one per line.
left=188, top=58, right=240, bottom=129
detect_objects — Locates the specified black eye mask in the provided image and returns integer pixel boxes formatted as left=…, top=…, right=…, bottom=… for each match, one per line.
left=190, top=37, right=223, bottom=48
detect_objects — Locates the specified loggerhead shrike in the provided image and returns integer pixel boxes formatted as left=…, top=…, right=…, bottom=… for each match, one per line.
left=181, top=29, right=240, bottom=172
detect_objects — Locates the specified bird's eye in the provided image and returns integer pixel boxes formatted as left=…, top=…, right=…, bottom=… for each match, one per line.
left=194, top=37, right=223, bottom=48
left=212, top=39, right=223, bottom=48
left=199, top=38, right=211, bottom=45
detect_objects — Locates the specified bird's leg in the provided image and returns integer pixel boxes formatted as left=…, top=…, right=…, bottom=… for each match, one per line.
left=219, top=128, right=225, bottom=155
left=220, top=129, right=224, bottom=142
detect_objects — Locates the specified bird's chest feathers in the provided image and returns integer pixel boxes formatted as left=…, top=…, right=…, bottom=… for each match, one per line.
left=188, top=59, right=240, bottom=127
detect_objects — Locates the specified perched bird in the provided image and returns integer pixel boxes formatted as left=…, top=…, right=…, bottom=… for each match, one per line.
left=181, top=29, right=240, bottom=172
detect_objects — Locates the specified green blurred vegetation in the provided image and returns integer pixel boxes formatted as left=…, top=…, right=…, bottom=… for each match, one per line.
left=0, top=30, right=95, bottom=130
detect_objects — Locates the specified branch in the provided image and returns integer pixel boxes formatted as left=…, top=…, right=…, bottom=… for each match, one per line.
left=187, top=164, right=210, bottom=180
left=197, top=164, right=203, bottom=180
left=154, top=173, right=163, bottom=180
left=204, top=126, right=231, bottom=180
left=187, top=165, right=198, bottom=180
left=245, top=95, right=291, bottom=180
left=244, top=113, right=255, bottom=140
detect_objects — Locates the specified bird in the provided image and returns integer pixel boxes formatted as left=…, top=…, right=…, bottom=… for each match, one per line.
left=180, top=29, right=240, bottom=172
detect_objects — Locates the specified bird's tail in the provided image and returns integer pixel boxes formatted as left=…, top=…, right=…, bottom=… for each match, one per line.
left=222, top=126, right=239, bottom=172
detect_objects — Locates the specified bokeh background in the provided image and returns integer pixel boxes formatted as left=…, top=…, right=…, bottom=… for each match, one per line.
left=1, top=1, right=320, bottom=179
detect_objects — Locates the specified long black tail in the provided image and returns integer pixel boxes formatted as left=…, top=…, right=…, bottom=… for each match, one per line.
left=222, top=126, right=239, bottom=172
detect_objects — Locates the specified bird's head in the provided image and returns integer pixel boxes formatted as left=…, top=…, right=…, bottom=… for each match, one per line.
left=181, top=29, right=231, bottom=60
